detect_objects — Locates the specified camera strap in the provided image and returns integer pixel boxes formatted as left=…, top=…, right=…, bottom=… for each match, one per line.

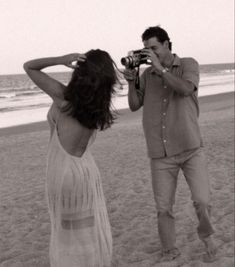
left=135, top=66, right=140, bottom=89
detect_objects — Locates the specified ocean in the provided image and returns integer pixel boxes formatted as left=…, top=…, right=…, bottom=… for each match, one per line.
left=0, top=63, right=234, bottom=128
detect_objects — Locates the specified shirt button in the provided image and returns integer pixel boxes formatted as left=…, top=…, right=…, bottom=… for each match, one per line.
left=163, top=99, right=167, bottom=102
left=162, top=125, right=165, bottom=129
left=163, top=113, right=166, bottom=116
left=163, top=140, right=167, bottom=143
left=164, top=85, right=167, bottom=89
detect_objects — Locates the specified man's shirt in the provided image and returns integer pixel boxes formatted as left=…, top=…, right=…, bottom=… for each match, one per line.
left=138, top=55, right=203, bottom=158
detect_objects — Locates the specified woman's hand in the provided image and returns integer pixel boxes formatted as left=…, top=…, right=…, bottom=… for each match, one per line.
left=60, top=53, right=86, bottom=69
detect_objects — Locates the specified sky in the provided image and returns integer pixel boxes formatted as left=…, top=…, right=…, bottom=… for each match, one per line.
left=1, top=0, right=234, bottom=75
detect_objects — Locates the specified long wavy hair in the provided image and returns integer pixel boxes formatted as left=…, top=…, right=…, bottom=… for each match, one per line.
left=63, top=49, right=119, bottom=130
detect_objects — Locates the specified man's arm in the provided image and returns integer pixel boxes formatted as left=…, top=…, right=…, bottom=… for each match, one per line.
left=123, top=68, right=143, bottom=111
left=161, top=58, right=199, bottom=96
left=161, top=71, right=196, bottom=96
left=142, top=49, right=199, bottom=96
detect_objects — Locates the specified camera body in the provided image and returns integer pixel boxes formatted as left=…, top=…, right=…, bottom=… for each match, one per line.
left=121, top=49, right=148, bottom=69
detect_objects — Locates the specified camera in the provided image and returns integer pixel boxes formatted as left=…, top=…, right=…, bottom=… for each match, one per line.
left=121, top=49, right=149, bottom=69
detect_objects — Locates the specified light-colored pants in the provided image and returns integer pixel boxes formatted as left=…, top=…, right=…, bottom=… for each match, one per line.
left=150, top=147, right=214, bottom=251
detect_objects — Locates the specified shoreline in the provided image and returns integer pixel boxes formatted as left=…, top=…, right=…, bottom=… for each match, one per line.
left=0, top=72, right=234, bottom=129
left=0, top=91, right=233, bottom=137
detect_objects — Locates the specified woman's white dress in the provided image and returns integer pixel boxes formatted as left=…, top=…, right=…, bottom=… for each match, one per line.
left=46, top=108, right=112, bottom=267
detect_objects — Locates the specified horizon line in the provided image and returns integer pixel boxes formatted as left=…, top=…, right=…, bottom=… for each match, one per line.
left=0, top=61, right=234, bottom=76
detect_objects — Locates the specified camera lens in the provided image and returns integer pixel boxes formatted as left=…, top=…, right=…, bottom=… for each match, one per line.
left=121, top=57, right=128, bottom=66
left=121, top=56, right=133, bottom=68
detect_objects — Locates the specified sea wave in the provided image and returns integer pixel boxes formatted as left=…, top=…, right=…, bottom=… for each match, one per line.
left=200, top=80, right=234, bottom=87
left=0, top=70, right=233, bottom=114
left=0, top=89, right=44, bottom=99
left=202, top=69, right=235, bottom=76
left=0, top=103, right=51, bottom=112
left=0, top=85, right=38, bottom=93
left=221, top=69, right=235, bottom=73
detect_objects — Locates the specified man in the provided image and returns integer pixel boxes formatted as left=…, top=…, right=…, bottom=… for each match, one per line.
left=123, top=26, right=216, bottom=262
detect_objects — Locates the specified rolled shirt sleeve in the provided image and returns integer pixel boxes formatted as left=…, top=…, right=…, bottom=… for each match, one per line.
left=182, top=58, right=200, bottom=90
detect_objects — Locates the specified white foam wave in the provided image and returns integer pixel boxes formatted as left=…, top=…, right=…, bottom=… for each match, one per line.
left=0, top=73, right=234, bottom=128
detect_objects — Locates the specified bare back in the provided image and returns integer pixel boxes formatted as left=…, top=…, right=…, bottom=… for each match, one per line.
left=48, top=103, right=94, bottom=158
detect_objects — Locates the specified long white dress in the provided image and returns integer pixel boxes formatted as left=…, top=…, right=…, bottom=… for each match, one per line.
left=46, top=108, right=112, bottom=267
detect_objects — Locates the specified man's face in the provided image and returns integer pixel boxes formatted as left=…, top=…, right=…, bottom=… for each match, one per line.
left=143, top=37, right=169, bottom=64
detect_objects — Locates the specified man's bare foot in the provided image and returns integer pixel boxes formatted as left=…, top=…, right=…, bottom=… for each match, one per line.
left=201, top=236, right=217, bottom=262
left=160, top=248, right=181, bottom=262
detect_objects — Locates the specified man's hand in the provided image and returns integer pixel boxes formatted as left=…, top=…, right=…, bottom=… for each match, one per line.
left=141, top=49, right=164, bottom=73
left=123, top=68, right=137, bottom=82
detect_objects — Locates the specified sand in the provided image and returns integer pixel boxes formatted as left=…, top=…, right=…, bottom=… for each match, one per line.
left=0, top=92, right=234, bottom=267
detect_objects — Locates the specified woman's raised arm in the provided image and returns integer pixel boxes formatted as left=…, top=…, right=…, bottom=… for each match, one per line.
left=23, top=54, right=86, bottom=106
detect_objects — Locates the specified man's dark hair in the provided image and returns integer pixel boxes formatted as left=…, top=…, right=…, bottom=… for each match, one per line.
left=142, top=26, right=172, bottom=51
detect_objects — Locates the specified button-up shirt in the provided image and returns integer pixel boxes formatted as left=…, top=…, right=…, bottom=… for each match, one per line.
left=137, top=54, right=203, bottom=158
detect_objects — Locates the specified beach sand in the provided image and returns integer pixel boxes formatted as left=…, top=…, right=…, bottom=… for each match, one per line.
left=0, top=92, right=234, bottom=267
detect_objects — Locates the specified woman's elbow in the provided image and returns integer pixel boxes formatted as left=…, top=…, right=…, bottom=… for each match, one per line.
left=23, top=62, right=29, bottom=72
left=129, top=102, right=141, bottom=112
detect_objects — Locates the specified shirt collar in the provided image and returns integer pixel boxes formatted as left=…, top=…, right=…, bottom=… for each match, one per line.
left=172, top=54, right=180, bottom=67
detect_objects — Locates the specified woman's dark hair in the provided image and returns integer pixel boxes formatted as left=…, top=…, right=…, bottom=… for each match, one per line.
left=142, top=26, right=172, bottom=51
left=63, top=49, right=118, bottom=130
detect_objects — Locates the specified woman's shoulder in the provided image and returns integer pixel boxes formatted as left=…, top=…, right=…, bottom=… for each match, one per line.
left=47, top=101, right=68, bottom=136
left=47, top=102, right=59, bottom=123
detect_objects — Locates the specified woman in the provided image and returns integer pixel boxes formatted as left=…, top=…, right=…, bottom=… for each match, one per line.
left=23, top=50, right=118, bottom=267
